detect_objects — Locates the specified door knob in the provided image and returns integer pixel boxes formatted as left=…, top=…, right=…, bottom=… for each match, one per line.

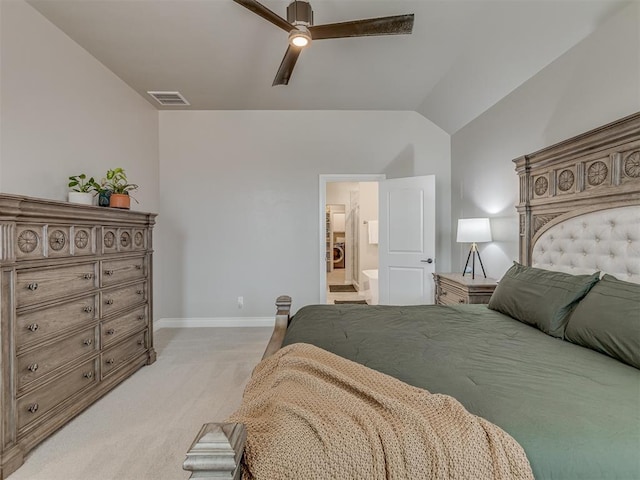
left=421, top=258, right=434, bottom=264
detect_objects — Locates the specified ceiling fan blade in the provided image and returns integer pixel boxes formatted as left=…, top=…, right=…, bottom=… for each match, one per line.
left=309, top=14, right=414, bottom=40
left=233, top=0, right=294, bottom=33
left=273, top=46, right=302, bottom=86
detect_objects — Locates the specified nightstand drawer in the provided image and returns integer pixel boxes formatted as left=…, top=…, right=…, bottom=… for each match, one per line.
left=437, top=288, right=468, bottom=306
left=433, top=273, right=497, bottom=306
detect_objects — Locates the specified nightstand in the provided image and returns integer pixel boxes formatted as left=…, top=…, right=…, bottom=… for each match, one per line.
left=433, top=273, right=497, bottom=306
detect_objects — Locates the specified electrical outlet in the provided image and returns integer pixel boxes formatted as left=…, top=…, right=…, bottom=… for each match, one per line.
left=237, top=296, right=243, bottom=309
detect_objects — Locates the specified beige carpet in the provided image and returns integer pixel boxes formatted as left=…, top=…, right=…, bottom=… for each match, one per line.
left=7, top=327, right=272, bottom=480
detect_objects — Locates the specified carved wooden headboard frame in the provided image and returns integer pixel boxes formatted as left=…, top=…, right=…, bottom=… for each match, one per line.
left=513, top=112, right=640, bottom=266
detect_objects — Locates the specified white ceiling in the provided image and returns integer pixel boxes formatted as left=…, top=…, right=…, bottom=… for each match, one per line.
left=27, top=0, right=626, bottom=133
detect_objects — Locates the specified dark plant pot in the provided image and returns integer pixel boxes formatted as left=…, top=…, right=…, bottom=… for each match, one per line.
left=98, top=190, right=112, bottom=207
left=109, top=193, right=130, bottom=209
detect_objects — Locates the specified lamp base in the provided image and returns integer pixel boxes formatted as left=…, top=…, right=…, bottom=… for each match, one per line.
left=462, top=243, right=487, bottom=279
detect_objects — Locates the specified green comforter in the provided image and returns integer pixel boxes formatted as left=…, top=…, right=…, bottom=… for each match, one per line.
left=282, top=304, right=640, bottom=480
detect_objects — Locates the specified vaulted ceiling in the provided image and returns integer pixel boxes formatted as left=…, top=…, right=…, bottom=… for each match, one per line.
left=27, top=0, right=626, bottom=133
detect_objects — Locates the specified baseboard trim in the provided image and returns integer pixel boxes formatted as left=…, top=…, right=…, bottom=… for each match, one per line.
left=154, top=317, right=275, bottom=331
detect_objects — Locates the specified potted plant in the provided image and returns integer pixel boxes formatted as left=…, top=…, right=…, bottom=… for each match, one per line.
left=94, top=183, right=112, bottom=207
left=103, top=168, right=138, bottom=209
left=68, top=174, right=98, bottom=205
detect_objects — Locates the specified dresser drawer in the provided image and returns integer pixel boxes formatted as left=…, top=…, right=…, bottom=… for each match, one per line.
left=101, top=282, right=147, bottom=317
left=17, top=327, right=98, bottom=391
left=16, top=295, right=98, bottom=350
left=101, top=256, right=146, bottom=287
left=101, top=330, right=148, bottom=378
left=17, top=358, right=98, bottom=432
left=16, top=263, right=97, bottom=307
left=101, top=306, right=148, bottom=348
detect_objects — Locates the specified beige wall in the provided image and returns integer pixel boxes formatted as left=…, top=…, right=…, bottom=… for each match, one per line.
left=450, top=2, right=640, bottom=279
left=158, top=110, right=451, bottom=318
left=0, top=0, right=159, bottom=212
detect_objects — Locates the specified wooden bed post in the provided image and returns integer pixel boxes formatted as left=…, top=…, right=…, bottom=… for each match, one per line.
left=262, top=295, right=292, bottom=359
left=183, top=423, right=246, bottom=479
left=183, top=296, right=292, bottom=479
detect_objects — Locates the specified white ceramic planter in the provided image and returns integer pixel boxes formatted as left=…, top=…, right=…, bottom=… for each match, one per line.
left=68, top=192, right=94, bottom=205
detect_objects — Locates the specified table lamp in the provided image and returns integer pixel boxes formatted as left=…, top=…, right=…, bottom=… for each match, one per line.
left=457, top=218, right=492, bottom=279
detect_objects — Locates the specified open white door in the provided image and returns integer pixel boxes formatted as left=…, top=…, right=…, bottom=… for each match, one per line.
left=378, top=175, right=436, bottom=305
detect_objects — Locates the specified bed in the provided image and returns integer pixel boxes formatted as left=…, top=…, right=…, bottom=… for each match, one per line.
left=183, top=112, right=640, bottom=479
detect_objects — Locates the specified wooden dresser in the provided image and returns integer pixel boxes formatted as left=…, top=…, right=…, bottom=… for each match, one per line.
left=0, top=194, right=156, bottom=479
left=433, top=273, right=497, bottom=306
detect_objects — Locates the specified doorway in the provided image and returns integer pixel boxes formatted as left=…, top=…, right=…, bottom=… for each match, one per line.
left=319, top=174, right=385, bottom=304
left=320, top=174, right=437, bottom=306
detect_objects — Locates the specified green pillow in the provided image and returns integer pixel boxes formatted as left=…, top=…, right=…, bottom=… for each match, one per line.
left=565, top=274, right=640, bottom=369
left=488, top=262, right=600, bottom=338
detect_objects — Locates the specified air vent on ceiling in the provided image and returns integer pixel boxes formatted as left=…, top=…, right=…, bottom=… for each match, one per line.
left=147, top=91, right=190, bottom=106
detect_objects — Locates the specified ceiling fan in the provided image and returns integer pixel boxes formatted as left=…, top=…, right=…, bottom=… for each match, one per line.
left=233, top=0, right=414, bottom=86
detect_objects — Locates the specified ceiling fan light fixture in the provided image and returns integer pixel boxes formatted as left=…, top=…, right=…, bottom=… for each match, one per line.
left=288, top=27, right=311, bottom=48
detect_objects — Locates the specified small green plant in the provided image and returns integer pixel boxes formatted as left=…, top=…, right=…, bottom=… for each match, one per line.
left=102, top=168, right=138, bottom=201
left=68, top=174, right=99, bottom=193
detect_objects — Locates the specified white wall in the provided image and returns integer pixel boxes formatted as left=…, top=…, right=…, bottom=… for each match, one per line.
left=0, top=0, right=159, bottom=212
left=450, top=2, right=640, bottom=279
left=158, top=110, right=450, bottom=318
left=358, top=182, right=378, bottom=287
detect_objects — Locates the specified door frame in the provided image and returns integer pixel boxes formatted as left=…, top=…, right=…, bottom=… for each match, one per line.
left=319, top=174, right=386, bottom=304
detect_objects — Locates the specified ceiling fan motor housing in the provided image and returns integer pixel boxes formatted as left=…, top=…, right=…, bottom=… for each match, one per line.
left=287, top=1, right=313, bottom=26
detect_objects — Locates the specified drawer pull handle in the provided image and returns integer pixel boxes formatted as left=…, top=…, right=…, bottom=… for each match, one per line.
left=27, top=403, right=39, bottom=414
left=83, top=371, right=93, bottom=379
left=106, top=358, right=115, bottom=365
left=137, top=315, right=145, bottom=321
left=83, top=339, right=93, bottom=346
left=104, top=270, right=114, bottom=276
left=137, top=339, right=144, bottom=346
left=84, top=306, right=94, bottom=313
left=135, top=265, right=142, bottom=270
left=105, top=299, right=114, bottom=305
left=136, top=289, right=143, bottom=295
left=27, top=323, right=39, bottom=332
left=106, top=329, right=115, bottom=335
left=28, top=363, right=38, bottom=372
left=27, top=282, right=38, bottom=291
left=458, top=299, right=466, bottom=304
left=84, top=273, right=94, bottom=280
left=441, top=291, right=447, bottom=296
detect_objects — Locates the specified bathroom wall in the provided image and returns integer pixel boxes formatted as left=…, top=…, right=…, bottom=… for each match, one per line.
left=358, top=182, right=379, bottom=289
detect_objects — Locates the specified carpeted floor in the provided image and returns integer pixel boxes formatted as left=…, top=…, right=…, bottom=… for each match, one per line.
left=329, top=284, right=357, bottom=293
left=6, top=327, right=272, bottom=480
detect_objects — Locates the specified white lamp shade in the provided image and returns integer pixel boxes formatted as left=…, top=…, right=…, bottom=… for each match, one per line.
left=457, top=218, right=492, bottom=243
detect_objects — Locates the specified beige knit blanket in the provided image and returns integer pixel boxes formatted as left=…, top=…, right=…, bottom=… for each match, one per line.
left=228, top=343, right=534, bottom=480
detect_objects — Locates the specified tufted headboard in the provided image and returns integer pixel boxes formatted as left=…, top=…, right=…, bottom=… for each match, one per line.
left=513, top=112, right=640, bottom=282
